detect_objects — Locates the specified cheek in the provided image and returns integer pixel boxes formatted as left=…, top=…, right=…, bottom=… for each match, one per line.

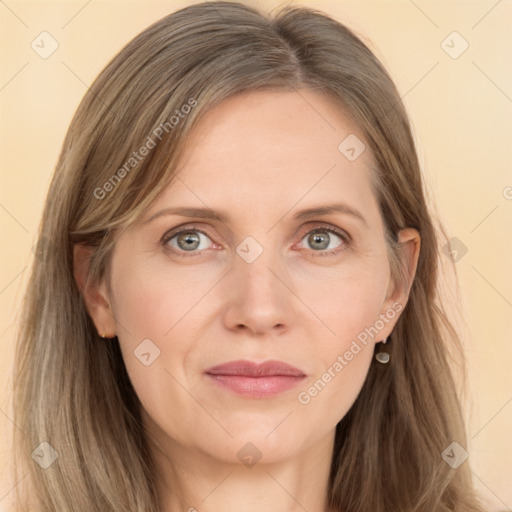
left=110, top=254, right=209, bottom=341
left=296, top=341, right=374, bottom=435
left=295, top=258, right=390, bottom=345
left=108, top=256, right=207, bottom=434
left=110, top=266, right=197, bottom=444
left=294, top=261, right=388, bottom=414
left=295, top=278, right=383, bottom=422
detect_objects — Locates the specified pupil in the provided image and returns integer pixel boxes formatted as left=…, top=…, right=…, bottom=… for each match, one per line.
left=178, top=232, right=200, bottom=251
left=310, top=232, right=329, bottom=250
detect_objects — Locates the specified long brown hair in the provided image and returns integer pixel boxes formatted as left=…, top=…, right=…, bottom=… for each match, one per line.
left=12, top=2, right=485, bottom=510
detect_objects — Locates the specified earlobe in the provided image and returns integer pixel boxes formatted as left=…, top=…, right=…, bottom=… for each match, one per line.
left=73, top=244, right=116, bottom=336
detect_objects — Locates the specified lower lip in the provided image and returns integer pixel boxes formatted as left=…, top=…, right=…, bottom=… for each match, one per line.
left=205, top=374, right=305, bottom=398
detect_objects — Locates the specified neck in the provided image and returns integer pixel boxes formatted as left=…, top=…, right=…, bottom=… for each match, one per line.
left=149, top=429, right=336, bottom=512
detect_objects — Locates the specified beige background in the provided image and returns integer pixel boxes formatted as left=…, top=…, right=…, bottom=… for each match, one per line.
left=1, top=1, right=511, bottom=510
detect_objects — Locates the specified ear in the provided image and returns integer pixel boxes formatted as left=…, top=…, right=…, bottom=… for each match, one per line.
left=73, top=243, right=116, bottom=337
left=378, top=227, right=421, bottom=339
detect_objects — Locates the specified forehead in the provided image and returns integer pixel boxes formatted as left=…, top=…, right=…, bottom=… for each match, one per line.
left=146, top=89, right=379, bottom=227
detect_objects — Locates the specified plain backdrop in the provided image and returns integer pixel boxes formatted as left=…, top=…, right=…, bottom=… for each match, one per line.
left=1, top=1, right=511, bottom=511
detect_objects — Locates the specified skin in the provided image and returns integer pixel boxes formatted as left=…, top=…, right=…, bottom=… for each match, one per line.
left=75, top=89, right=420, bottom=512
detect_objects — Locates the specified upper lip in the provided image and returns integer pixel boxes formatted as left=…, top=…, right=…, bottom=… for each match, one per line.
left=205, top=360, right=306, bottom=377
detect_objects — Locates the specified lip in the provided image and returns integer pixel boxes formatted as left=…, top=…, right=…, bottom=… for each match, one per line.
left=204, top=359, right=306, bottom=398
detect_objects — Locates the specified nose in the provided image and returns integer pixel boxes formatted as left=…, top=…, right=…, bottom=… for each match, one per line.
left=221, top=245, right=293, bottom=337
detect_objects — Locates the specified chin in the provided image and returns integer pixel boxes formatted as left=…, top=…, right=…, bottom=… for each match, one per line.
left=191, top=429, right=302, bottom=466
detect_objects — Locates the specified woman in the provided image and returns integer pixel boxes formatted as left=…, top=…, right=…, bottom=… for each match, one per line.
left=12, top=1, right=486, bottom=511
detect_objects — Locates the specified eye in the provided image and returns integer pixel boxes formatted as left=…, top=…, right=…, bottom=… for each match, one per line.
left=162, top=227, right=214, bottom=257
left=297, top=225, right=349, bottom=256
left=161, top=223, right=350, bottom=258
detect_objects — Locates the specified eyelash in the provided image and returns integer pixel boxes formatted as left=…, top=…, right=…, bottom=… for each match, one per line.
left=161, top=223, right=351, bottom=259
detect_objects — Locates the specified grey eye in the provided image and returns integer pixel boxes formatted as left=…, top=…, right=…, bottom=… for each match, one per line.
left=308, top=232, right=330, bottom=250
left=300, top=230, right=344, bottom=251
left=168, top=230, right=213, bottom=252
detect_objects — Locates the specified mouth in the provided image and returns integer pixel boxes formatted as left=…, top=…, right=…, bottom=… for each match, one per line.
left=204, top=359, right=306, bottom=399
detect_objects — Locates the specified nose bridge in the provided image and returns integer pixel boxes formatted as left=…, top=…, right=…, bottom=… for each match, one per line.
left=236, top=234, right=282, bottom=298
left=223, top=233, right=291, bottom=333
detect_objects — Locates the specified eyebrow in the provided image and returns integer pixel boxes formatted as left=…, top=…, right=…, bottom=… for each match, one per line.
left=142, top=202, right=368, bottom=227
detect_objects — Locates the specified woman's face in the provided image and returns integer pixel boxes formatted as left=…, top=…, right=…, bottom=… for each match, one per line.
left=87, top=89, right=418, bottom=466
